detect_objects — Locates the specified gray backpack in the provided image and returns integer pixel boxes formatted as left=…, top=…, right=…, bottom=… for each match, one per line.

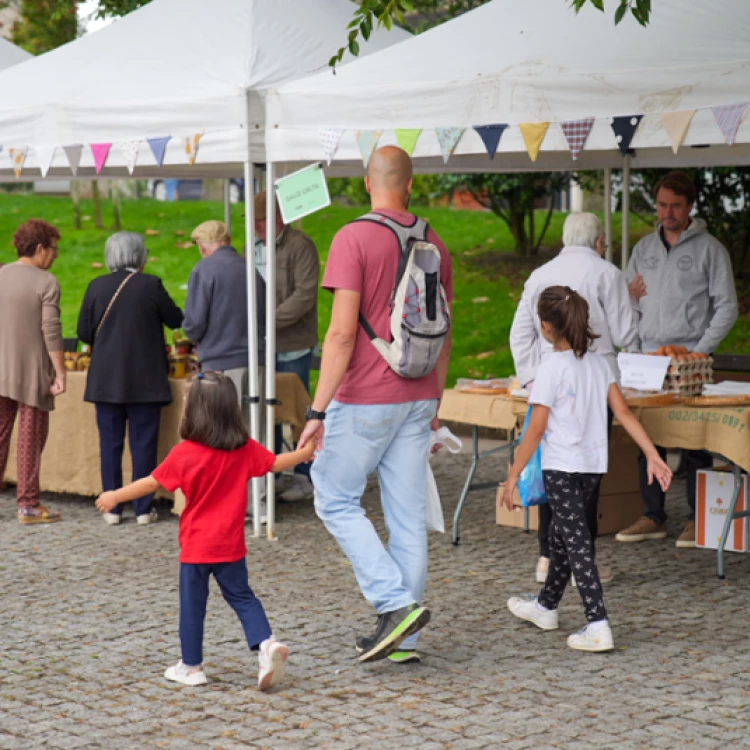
left=355, top=212, right=451, bottom=379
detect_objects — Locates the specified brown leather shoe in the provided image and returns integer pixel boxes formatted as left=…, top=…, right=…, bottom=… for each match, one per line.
left=675, top=520, right=696, bottom=549
left=18, top=505, right=62, bottom=525
left=615, top=516, right=667, bottom=542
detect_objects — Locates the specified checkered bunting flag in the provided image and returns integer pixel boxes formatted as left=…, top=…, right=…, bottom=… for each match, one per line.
left=561, top=118, right=594, bottom=160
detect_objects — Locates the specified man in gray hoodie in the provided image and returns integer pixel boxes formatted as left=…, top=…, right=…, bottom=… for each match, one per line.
left=616, top=171, right=738, bottom=549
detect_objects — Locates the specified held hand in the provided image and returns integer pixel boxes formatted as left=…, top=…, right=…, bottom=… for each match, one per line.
left=629, top=273, right=647, bottom=300
left=49, top=375, right=66, bottom=396
left=95, top=491, right=119, bottom=513
left=430, top=416, right=443, bottom=454
left=298, top=419, right=325, bottom=453
left=299, top=437, right=317, bottom=462
left=646, top=454, right=673, bottom=492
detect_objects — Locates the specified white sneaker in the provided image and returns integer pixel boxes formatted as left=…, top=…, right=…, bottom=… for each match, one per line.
left=535, top=556, right=549, bottom=584
left=258, top=639, right=290, bottom=692
left=567, top=623, right=614, bottom=652
left=279, top=475, right=314, bottom=502
left=136, top=510, right=158, bottom=525
left=103, top=513, right=121, bottom=525
left=507, top=595, right=559, bottom=631
left=164, top=660, right=207, bottom=686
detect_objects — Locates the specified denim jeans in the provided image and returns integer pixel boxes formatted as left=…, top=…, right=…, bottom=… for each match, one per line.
left=275, top=352, right=313, bottom=479
left=311, top=399, right=436, bottom=649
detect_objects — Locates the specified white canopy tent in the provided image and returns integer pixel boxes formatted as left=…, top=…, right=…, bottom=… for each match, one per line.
left=0, top=37, right=31, bottom=70
left=266, top=0, right=750, bottom=263
left=0, top=0, right=408, bottom=537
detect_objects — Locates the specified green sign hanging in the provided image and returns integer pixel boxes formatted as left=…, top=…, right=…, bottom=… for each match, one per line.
left=274, top=162, right=331, bottom=224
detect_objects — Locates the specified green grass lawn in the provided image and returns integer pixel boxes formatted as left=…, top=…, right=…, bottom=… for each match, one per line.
left=0, top=194, right=747, bottom=389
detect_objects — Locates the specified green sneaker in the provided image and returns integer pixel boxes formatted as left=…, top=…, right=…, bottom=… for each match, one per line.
left=388, top=650, right=421, bottom=664
left=358, top=604, right=430, bottom=663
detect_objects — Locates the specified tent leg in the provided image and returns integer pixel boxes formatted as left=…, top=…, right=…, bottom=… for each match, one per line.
left=265, top=162, right=277, bottom=541
left=621, top=156, right=631, bottom=270
left=224, top=179, right=232, bottom=237
left=604, top=167, right=613, bottom=263
left=244, top=158, right=263, bottom=538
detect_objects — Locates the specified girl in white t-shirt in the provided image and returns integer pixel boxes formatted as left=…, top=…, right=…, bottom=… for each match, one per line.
left=500, top=285, right=672, bottom=652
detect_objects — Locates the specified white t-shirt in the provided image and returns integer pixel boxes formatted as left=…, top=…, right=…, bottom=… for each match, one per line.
left=530, top=350, right=614, bottom=474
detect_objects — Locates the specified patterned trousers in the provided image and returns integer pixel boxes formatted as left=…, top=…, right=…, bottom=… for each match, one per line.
left=537, top=470, right=607, bottom=622
left=0, top=396, right=49, bottom=509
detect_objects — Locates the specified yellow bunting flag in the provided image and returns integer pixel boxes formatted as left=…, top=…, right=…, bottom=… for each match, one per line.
left=9, top=147, right=28, bottom=178
left=660, top=110, right=696, bottom=154
left=184, top=133, right=202, bottom=165
left=519, top=122, right=550, bottom=162
left=395, top=129, right=422, bottom=156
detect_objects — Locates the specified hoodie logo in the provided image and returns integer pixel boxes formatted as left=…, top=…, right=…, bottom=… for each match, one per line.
left=643, top=256, right=660, bottom=269
left=677, top=256, right=693, bottom=271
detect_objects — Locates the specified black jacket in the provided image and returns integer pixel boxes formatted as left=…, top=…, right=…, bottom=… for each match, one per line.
left=77, top=270, right=183, bottom=404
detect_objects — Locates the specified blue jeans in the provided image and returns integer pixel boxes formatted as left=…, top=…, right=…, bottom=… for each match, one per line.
left=179, top=558, right=272, bottom=667
left=275, top=352, right=313, bottom=480
left=95, top=402, right=162, bottom=517
left=311, top=399, right=436, bottom=649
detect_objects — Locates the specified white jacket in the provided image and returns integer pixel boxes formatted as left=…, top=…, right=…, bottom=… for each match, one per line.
left=510, top=246, right=637, bottom=386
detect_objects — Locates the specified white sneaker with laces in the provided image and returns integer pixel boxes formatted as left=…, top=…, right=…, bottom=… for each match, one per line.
left=103, top=513, right=121, bottom=526
left=535, top=556, right=549, bottom=584
left=136, top=509, right=158, bottom=525
left=164, top=660, right=208, bottom=686
left=507, top=595, right=559, bottom=630
left=258, top=639, right=290, bottom=691
left=567, top=623, right=614, bottom=652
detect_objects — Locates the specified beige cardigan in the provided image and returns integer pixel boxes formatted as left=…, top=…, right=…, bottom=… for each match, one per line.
left=0, top=263, right=63, bottom=411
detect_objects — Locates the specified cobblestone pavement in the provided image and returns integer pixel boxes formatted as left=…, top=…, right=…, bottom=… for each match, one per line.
left=1, top=447, right=749, bottom=750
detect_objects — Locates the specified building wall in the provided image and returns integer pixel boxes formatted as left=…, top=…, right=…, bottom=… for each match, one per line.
left=0, top=7, right=19, bottom=40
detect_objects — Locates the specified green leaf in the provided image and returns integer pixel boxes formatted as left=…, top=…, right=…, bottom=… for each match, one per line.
left=349, top=38, right=360, bottom=56
left=349, top=29, right=358, bottom=41
left=347, top=18, right=360, bottom=30
left=328, top=55, right=338, bottom=68
left=631, top=7, right=646, bottom=25
left=401, top=0, right=415, bottom=11
left=590, top=0, right=604, bottom=11
left=382, top=13, right=393, bottom=31
left=614, top=2, right=628, bottom=24
left=361, top=20, right=372, bottom=41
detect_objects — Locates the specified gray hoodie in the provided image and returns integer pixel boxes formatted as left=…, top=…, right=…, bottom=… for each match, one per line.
left=626, top=219, right=738, bottom=353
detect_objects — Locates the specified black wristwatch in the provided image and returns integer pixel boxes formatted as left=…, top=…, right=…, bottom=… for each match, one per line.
left=305, top=406, right=326, bottom=421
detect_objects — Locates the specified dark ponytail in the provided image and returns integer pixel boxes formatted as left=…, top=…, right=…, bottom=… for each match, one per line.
left=537, top=285, right=599, bottom=358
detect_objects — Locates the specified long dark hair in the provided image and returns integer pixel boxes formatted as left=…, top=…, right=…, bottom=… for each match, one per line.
left=537, top=285, right=599, bottom=359
left=180, top=371, right=249, bottom=451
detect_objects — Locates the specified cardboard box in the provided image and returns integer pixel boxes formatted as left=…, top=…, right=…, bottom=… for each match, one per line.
left=495, top=425, right=643, bottom=536
left=696, top=469, right=749, bottom=552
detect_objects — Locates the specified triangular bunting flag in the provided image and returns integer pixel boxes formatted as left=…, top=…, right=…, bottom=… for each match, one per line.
left=395, top=129, right=422, bottom=156
left=436, top=127, right=465, bottom=164
left=90, top=143, right=112, bottom=175
left=34, top=145, right=56, bottom=177
left=9, top=147, right=28, bottom=178
left=519, top=122, right=550, bottom=162
left=184, top=133, right=202, bottom=165
left=119, top=141, right=140, bottom=174
left=63, top=145, right=83, bottom=176
left=318, top=128, right=344, bottom=165
left=711, top=103, right=750, bottom=146
left=610, top=115, right=643, bottom=156
left=660, top=110, right=696, bottom=154
left=148, top=136, right=171, bottom=167
left=355, top=130, right=382, bottom=167
left=473, top=124, right=508, bottom=160
left=561, top=118, right=594, bottom=160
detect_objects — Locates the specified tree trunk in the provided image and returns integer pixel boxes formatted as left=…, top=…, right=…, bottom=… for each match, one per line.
left=112, top=181, right=122, bottom=231
left=71, top=180, right=81, bottom=230
left=92, top=180, right=103, bottom=229
left=508, top=204, right=530, bottom=256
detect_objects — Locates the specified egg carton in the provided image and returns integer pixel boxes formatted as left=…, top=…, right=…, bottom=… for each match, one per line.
left=666, top=356, right=714, bottom=376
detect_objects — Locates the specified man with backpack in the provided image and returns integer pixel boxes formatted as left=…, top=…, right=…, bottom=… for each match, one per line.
left=298, top=146, right=453, bottom=664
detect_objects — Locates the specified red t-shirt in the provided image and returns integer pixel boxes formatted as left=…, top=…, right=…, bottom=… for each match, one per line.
left=153, top=439, right=276, bottom=563
left=323, top=209, right=454, bottom=405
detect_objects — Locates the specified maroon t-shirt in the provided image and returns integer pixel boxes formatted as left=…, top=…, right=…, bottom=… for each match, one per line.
left=323, top=209, right=453, bottom=405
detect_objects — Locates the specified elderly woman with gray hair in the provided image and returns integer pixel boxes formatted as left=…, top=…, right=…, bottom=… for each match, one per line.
left=77, top=232, right=183, bottom=526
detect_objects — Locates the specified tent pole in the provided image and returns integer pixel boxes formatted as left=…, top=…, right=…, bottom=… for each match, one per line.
left=604, top=168, right=613, bottom=263
left=621, top=156, right=631, bottom=270
left=265, top=162, right=277, bottom=541
left=224, top=179, right=232, bottom=237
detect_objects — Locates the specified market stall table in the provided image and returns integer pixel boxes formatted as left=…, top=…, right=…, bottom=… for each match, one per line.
left=3, top=370, right=310, bottom=503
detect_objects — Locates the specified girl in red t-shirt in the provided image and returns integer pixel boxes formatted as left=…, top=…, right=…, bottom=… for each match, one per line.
left=96, top=371, right=316, bottom=690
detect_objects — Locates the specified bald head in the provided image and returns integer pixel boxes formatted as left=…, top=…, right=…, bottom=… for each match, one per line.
left=365, top=146, right=414, bottom=211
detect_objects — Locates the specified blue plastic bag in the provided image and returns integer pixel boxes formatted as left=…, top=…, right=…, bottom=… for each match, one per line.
left=517, top=407, right=548, bottom=507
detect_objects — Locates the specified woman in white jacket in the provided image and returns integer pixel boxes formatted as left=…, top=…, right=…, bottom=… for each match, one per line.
left=509, top=212, right=637, bottom=584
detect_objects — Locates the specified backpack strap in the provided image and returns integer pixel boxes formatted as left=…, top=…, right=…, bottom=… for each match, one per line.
left=351, top=212, right=430, bottom=342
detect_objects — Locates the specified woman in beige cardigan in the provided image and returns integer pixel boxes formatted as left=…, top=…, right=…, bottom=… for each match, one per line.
left=0, top=219, right=66, bottom=524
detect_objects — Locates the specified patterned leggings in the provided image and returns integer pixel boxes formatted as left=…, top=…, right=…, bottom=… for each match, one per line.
left=537, top=470, right=607, bottom=623
left=0, top=396, right=49, bottom=509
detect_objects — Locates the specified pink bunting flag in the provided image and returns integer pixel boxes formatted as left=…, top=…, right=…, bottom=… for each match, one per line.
left=712, top=103, right=750, bottom=146
left=90, top=143, right=112, bottom=175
